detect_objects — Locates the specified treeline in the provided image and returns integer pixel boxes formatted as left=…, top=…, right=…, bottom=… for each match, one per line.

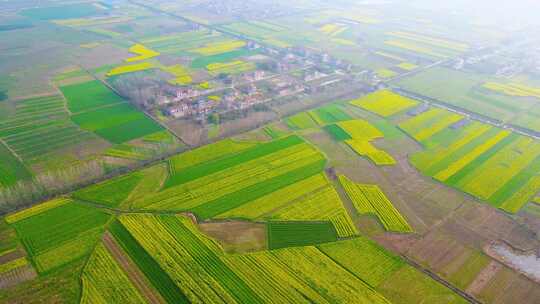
left=0, top=142, right=187, bottom=215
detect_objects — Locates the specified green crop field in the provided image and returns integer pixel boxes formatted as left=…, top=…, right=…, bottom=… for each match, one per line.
left=60, top=80, right=124, bottom=113
left=0, top=142, right=31, bottom=187
left=403, top=108, right=540, bottom=213
left=309, top=104, right=352, bottom=125
left=267, top=221, right=338, bottom=249
left=3, top=2, right=538, bottom=302
left=71, top=103, right=163, bottom=144
left=323, top=124, right=352, bottom=141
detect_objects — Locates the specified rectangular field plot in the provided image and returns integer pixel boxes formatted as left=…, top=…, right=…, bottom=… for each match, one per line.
left=378, top=265, right=468, bottom=304
left=350, top=90, right=418, bottom=117
left=60, top=80, right=124, bottom=113
left=267, top=221, right=338, bottom=249
left=286, top=112, right=318, bottom=130
left=71, top=103, right=164, bottom=144
left=0, top=95, right=97, bottom=162
left=132, top=136, right=326, bottom=219
left=339, top=175, right=413, bottom=232
left=399, top=108, right=464, bottom=143
left=8, top=199, right=111, bottom=273
left=308, top=104, right=352, bottom=126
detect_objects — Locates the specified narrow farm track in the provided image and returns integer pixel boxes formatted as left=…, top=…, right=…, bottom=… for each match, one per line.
left=102, top=232, right=165, bottom=304
left=400, top=254, right=481, bottom=304
left=0, top=138, right=24, bottom=164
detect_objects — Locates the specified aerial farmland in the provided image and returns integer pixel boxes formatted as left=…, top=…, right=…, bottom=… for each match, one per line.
left=1, top=0, right=540, bottom=303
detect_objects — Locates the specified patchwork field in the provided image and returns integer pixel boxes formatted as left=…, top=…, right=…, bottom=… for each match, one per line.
left=70, top=97, right=163, bottom=144
left=396, top=67, right=540, bottom=132
left=403, top=107, right=540, bottom=213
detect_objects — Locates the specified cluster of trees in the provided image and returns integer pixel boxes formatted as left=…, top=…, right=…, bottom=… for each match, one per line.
left=0, top=139, right=187, bottom=215
left=0, top=160, right=105, bottom=214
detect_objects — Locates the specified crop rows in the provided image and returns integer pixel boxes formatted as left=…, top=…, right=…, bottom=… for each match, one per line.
left=206, top=60, right=256, bottom=76
left=106, top=62, right=156, bottom=76
left=80, top=243, right=146, bottom=304
left=166, top=136, right=302, bottom=187
left=109, top=220, right=188, bottom=303
left=268, top=184, right=358, bottom=237
left=136, top=142, right=324, bottom=214
left=460, top=137, right=540, bottom=200
left=410, top=122, right=492, bottom=175
left=339, top=175, right=413, bottom=232
left=267, top=221, right=338, bottom=249
left=119, top=214, right=390, bottom=303
left=223, top=251, right=330, bottom=303
left=0, top=257, right=28, bottom=275
left=191, top=159, right=326, bottom=220
left=350, top=90, right=418, bottom=117
left=386, top=31, right=469, bottom=52
left=286, top=112, right=318, bottom=130
left=483, top=82, right=540, bottom=98
left=73, top=173, right=143, bottom=208
left=10, top=201, right=110, bottom=272
left=169, top=138, right=256, bottom=174
left=120, top=214, right=261, bottom=303
left=319, top=236, right=404, bottom=287
left=385, top=40, right=448, bottom=59
left=271, top=246, right=391, bottom=303
left=399, top=108, right=463, bottom=142
left=308, top=104, right=351, bottom=125
left=338, top=119, right=384, bottom=140
left=34, top=227, right=103, bottom=273
left=104, top=144, right=150, bottom=160
left=192, top=40, right=246, bottom=56
left=216, top=173, right=329, bottom=219
left=2, top=121, right=95, bottom=160
left=346, top=140, right=396, bottom=166
left=5, top=197, right=71, bottom=224
left=433, top=130, right=511, bottom=181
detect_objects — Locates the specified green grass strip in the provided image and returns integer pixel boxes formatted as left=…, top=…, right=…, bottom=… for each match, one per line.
left=165, top=135, right=304, bottom=188
left=268, top=221, right=338, bottom=250
left=109, top=220, right=189, bottom=304
left=192, top=159, right=326, bottom=220
left=323, top=124, right=352, bottom=141
left=446, top=133, right=519, bottom=186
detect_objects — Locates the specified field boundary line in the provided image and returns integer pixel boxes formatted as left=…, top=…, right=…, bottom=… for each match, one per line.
left=102, top=232, right=165, bottom=304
